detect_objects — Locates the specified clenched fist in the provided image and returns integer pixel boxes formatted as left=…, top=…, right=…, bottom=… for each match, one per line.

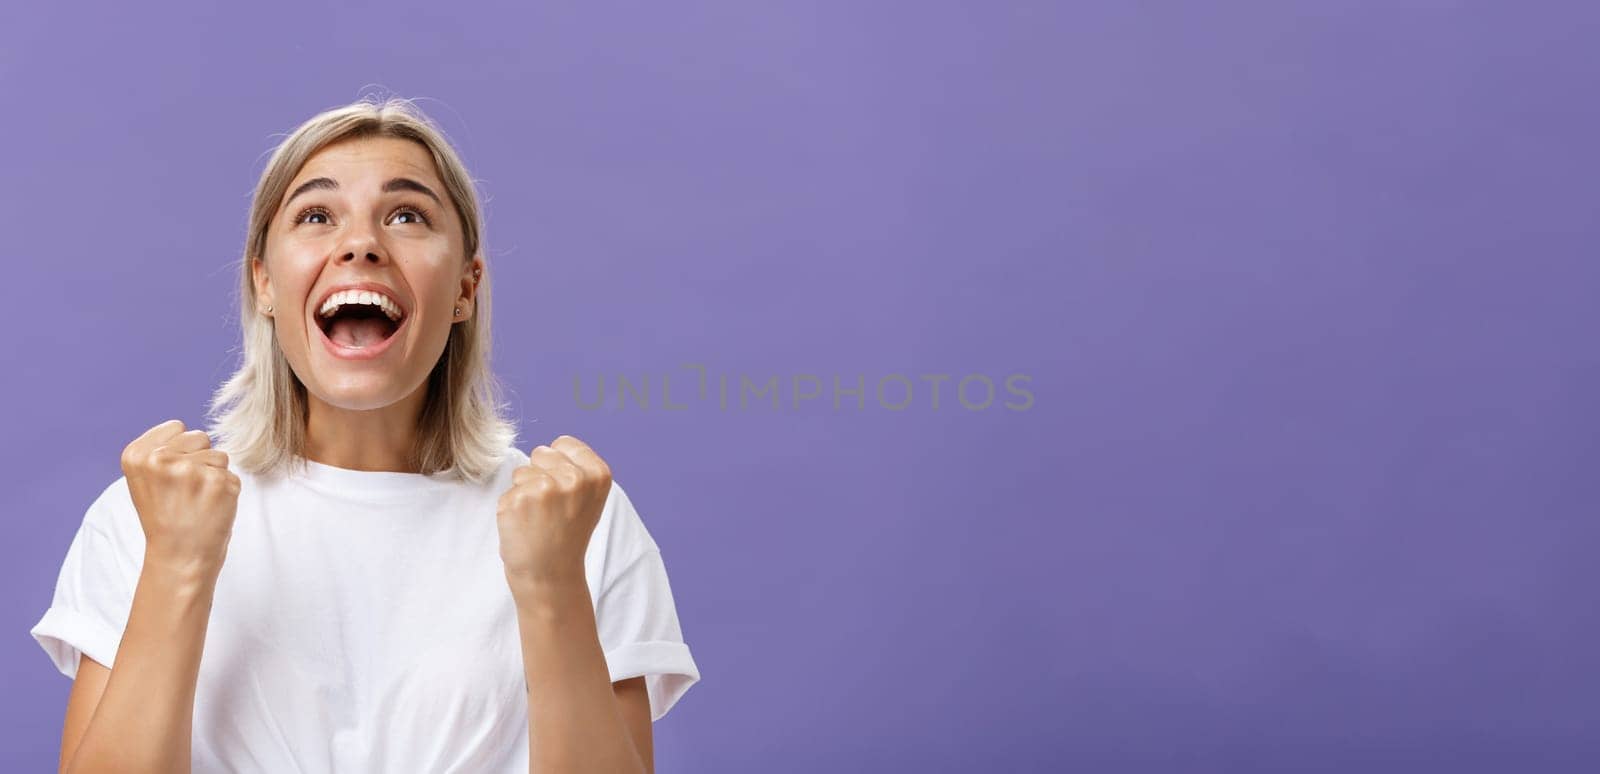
left=121, top=419, right=241, bottom=578
left=496, top=435, right=612, bottom=588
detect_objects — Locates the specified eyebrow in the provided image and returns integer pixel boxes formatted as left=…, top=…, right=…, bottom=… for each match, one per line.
left=282, top=176, right=443, bottom=210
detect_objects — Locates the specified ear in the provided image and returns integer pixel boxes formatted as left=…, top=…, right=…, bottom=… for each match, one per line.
left=252, top=256, right=273, bottom=315
left=455, top=256, right=484, bottom=321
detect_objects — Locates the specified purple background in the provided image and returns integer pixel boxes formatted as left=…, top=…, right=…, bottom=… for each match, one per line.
left=3, top=1, right=1597, bottom=771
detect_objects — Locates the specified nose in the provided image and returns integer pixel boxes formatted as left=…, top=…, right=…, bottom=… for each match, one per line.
left=340, top=248, right=383, bottom=264
left=334, top=229, right=387, bottom=266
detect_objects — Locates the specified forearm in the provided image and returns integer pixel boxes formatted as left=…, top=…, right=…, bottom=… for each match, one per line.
left=510, top=573, right=645, bottom=774
left=66, top=554, right=218, bottom=774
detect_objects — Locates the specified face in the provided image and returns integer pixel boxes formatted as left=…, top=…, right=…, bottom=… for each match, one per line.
left=252, top=135, right=482, bottom=413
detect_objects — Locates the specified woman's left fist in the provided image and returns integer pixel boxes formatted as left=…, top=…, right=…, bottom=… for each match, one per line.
left=497, top=435, right=613, bottom=587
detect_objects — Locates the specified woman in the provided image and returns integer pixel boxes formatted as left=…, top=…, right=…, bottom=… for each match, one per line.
left=29, top=96, right=700, bottom=773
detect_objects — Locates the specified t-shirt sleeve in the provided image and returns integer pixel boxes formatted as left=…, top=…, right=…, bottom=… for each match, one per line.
left=29, top=477, right=144, bottom=680
left=590, top=480, right=701, bottom=723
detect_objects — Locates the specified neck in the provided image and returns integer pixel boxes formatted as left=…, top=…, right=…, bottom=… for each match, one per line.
left=302, top=386, right=428, bottom=473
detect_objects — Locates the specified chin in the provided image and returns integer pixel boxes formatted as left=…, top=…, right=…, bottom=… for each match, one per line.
left=305, top=375, right=416, bottom=412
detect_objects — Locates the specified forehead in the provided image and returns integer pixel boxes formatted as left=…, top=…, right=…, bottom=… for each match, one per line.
left=290, top=135, right=442, bottom=188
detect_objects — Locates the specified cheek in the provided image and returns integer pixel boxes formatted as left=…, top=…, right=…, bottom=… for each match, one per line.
left=263, top=256, right=322, bottom=314
left=407, top=263, right=462, bottom=304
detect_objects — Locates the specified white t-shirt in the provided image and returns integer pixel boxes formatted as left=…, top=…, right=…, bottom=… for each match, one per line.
left=29, top=446, right=700, bottom=772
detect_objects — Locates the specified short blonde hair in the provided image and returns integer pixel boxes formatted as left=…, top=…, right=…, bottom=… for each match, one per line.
left=205, top=96, right=518, bottom=485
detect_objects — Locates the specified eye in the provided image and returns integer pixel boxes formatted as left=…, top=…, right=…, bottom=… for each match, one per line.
left=389, top=204, right=433, bottom=225
left=288, top=204, right=433, bottom=227
left=291, top=206, right=331, bottom=225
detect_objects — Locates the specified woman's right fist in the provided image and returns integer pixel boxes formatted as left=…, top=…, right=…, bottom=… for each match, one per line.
left=121, top=419, right=242, bottom=578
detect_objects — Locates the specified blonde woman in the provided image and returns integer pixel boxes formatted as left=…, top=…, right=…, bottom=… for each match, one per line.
left=29, top=97, right=700, bottom=773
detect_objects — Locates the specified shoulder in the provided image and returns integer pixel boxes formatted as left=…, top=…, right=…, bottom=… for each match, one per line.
left=83, top=475, right=133, bottom=528
left=594, top=478, right=660, bottom=572
left=501, top=445, right=531, bottom=474
left=77, top=474, right=145, bottom=555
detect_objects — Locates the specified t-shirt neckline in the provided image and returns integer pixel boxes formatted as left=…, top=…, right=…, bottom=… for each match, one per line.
left=293, top=456, right=461, bottom=496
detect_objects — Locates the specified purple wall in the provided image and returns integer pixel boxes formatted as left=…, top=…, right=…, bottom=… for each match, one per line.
left=4, top=2, right=1597, bottom=771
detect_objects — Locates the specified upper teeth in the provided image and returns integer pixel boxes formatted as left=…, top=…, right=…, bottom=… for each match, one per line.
left=318, top=290, right=403, bottom=323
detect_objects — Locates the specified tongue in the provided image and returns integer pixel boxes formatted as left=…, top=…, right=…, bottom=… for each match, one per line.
left=328, top=317, right=392, bottom=348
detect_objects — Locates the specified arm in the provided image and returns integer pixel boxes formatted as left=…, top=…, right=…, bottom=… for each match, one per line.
left=511, top=573, right=653, bottom=774
left=58, top=656, right=109, bottom=774
left=61, top=555, right=219, bottom=774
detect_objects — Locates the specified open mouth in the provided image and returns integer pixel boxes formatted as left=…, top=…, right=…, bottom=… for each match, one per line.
left=316, top=298, right=405, bottom=351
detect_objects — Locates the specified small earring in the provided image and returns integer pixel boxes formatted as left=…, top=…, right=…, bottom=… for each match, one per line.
left=264, top=305, right=273, bottom=314
left=454, top=306, right=462, bottom=317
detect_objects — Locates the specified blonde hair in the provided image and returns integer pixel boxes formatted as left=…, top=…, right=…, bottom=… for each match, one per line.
left=205, top=96, right=518, bottom=485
